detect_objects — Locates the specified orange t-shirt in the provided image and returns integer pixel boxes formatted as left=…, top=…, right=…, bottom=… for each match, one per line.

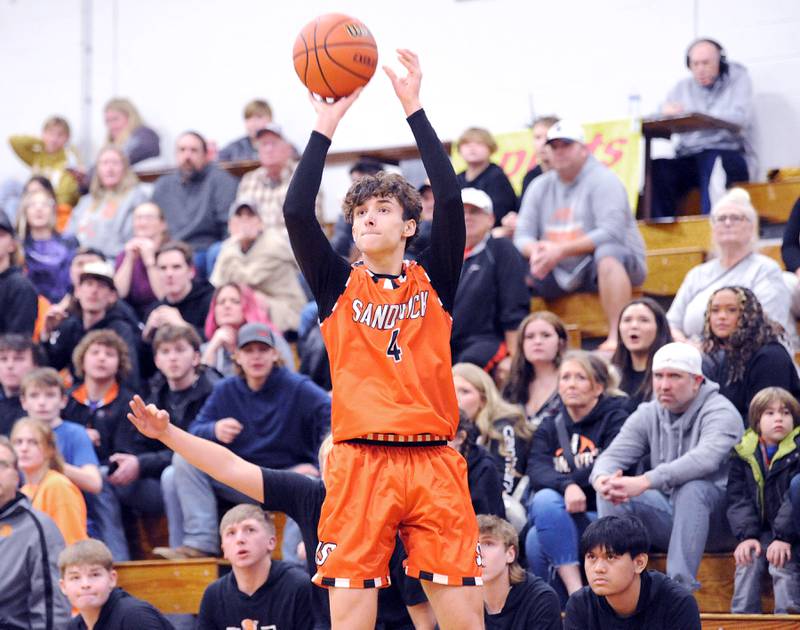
left=22, top=469, right=88, bottom=546
left=321, top=261, right=460, bottom=442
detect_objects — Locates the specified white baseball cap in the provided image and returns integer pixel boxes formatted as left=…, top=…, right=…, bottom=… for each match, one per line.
left=652, top=342, right=703, bottom=376
left=461, top=188, right=494, bottom=214
left=546, top=120, right=585, bottom=145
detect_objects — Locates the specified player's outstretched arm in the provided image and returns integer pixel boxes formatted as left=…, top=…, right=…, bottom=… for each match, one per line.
left=383, top=49, right=422, bottom=117
left=310, top=88, right=363, bottom=140
left=127, top=395, right=264, bottom=502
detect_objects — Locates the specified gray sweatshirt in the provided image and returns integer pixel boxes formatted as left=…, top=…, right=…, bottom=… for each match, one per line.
left=0, top=493, right=71, bottom=629
left=514, top=155, right=646, bottom=286
left=590, top=380, right=743, bottom=492
left=663, top=62, right=752, bottom=156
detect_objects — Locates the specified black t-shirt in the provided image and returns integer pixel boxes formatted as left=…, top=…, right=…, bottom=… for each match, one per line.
left=197, top=560, right=313, bottom=630
left=67, top=588, right=172, bottom=629
left=484, top=572, right=561, bottom=630
left=564, top=570, right=701, bottom=630
left=260, top=467, right=426, bottom=630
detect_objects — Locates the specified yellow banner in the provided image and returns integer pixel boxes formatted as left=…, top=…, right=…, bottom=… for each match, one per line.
left=451, top=119, right=642, bottom=210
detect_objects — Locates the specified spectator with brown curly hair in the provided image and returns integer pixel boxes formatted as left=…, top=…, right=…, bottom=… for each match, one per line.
left=701, top=285, right=800, bottom=422
left=502, top=312, right=568, bottom=431
left=63, top=330, right=139, bottom=560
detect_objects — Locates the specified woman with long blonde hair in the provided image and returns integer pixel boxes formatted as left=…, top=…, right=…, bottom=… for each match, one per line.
left=66, top=145, right=151, bottom=259
left=453, top=362, right=531, bottom=495
left=10, top=417, right=87, bottom=545
left=103, top=97, right=160, bottom=165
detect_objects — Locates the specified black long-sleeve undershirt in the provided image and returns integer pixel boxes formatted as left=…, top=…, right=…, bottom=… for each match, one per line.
left=283, top=109, right=465, bottom=320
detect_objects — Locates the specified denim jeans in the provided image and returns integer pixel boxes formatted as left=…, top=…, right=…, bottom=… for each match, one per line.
left=597, top=479, right=732, bottom=590
left=170, top=453, right=260, bottom=554
left=85, top=475, right=163, bottom=561
left=651, top=149, right=749, bottom=217
left=732, top=530, right=800, bottom=613
left=525, top=488, right=597, bottom=580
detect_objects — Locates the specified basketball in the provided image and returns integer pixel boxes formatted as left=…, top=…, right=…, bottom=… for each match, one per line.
left=292, top=13, right=378, bottom=100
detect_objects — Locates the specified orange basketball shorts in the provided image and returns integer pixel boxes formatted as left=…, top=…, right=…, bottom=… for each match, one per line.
left=312, top=440, right=483, bottom=589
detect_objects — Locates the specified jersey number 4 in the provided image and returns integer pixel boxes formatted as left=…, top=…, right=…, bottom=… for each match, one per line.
left=386, top=328, right=402, bottom=362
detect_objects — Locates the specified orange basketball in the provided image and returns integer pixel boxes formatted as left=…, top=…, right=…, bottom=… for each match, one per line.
left=293, top=13, right=378, bottom=100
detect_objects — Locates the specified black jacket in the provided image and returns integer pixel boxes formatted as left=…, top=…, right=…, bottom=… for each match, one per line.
left=0, top=392, right=24, bottom=436
left=466, top=442, right=506, bottom=518
left=484, top=572, right=561, bottom=630
left=726, top=427, right=800, bottom=543
left=527, top=395, right=628, bottom=512
left=702, top=341, right=800, bottom=422
left=63, top=382, right=137, bottom=464
left=0, top=265, right=38, bottom=336
left=148, top=279, right=214, bottom=339
left=564, top=570, right=701, bottom=630
left=197, top=560, right=313, bottom=630
left=139, top=367, right=219, bottom=477
left=451, top=236, right=529, bottom=362
left=67, top=587, right=172, bottom=629
left=45, top=302, right=142, bottom=388
left=457, top=163, right=518, bottom=224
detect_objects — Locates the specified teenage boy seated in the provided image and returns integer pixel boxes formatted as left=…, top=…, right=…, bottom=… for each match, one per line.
left=59, top=538, right=172, bottom=629
left=64, top=330, right=140, bottom=560
left=20, top=368, right=102, bottom=495
left=477, top=514, right=561, bottom=630
left=564, top=515, right=701, bottom=630
left=42, top=260, right=141, bottom=387
left=198, top=504, right=313, bottom=629
left=147, top=324, right=219, bottom=548
left=0, top=333, right=45, bottom=434
left=143, top=240, right=214, bottom=341
left=155, top=322, right=330, bottom=559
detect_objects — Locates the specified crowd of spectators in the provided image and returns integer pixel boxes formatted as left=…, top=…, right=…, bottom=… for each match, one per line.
left=1, top=34, right=799, bottom=629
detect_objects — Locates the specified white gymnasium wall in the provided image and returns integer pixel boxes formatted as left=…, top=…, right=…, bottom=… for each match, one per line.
left=1, top=0, right=800, bottom=219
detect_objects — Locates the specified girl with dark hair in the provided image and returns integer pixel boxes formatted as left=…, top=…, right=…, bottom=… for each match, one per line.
left=503, top=311, right=568, bottom=431
left=702, top=285, right=800, bottom=421
left=611, top=297, right=673, bottom=412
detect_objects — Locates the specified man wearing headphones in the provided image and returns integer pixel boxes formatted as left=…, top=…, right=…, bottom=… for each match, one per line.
left=651, top=38, right=753, bottom=218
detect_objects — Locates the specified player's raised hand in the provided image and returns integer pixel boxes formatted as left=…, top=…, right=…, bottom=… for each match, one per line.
left=310, top=87, right=363, bottom=140
left=383, top=48, right=422, bottom=117
left=128, top=394, right=171, bottom=440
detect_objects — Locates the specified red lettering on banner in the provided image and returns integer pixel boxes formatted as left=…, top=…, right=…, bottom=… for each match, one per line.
left=499, top=150, right=528, bottom=178
left=584, top=132, right=604, bottom=154
left=601, top=138, right=628, bottom=167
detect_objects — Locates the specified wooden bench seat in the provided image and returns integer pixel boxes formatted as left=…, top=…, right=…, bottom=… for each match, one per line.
left=741, top=181, right=800, bottom=223
left=701, top=614, right=800, bottom=629
left=638, top=215, right=711, bottom=251
left=649, top=553, right=773, bottom=614
left=115, top=558, right=223, bottom=614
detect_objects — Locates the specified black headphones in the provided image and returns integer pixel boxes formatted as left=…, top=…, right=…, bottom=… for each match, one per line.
left=686, top=38, right=728, bottom=76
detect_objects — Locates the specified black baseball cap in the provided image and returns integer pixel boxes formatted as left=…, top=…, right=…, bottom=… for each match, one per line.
left=237, top=323, right=276, bottom=349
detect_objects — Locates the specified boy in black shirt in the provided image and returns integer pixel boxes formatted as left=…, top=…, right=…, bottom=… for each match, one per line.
left=478, top=514, right=561, bottom=630
left=564, top=515, right=701, bottom=630
left=198, top=504, right=313, bottom=630
left=59, top=538, right=172, bottom=629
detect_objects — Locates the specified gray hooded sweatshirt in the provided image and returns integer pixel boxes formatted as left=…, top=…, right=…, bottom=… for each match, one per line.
left=0, top=492, right=71, bottom=629
left=590, top=380, right=743, bottom=493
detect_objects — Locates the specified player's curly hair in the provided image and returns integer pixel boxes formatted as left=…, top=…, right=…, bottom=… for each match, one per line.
left=342, top=172, right=422, bottom=249
left=702, top=286, right=786, bottom=385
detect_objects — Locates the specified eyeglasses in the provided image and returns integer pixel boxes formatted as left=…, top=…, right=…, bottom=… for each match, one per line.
left=712, top=213, right=749, bottom=225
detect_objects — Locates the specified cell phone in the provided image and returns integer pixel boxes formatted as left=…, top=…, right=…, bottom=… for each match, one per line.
left=107, top=460, right=119, bottom=476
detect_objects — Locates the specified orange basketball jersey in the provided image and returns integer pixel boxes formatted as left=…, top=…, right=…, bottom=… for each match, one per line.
left=321, top=260, right=460, bottom=442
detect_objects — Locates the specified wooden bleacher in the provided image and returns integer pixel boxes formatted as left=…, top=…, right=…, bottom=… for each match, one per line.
left=741, top=181, right=800, bottom=223
left=700, top=614, right=800, bottom=629
left=116, top=558, right=222, bottom=614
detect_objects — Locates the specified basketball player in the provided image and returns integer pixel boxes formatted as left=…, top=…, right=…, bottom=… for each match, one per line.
left=282, top=49, right=483, bottom=629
